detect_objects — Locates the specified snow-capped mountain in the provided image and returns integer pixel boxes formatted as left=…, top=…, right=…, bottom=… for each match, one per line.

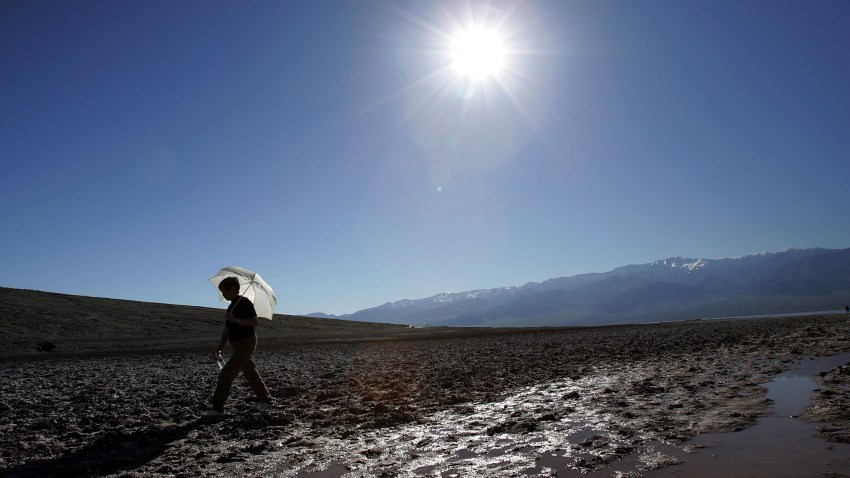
left=310, top=247, right=850, bottom=327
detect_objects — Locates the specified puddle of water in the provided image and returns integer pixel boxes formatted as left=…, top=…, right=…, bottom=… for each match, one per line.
left=769, top=375, right=816, bottom=417
left=295, top=463, right=350, bottom=477
left=768, top=354, right=849, bottom=417
left=643, top=353, right=850, bottom=478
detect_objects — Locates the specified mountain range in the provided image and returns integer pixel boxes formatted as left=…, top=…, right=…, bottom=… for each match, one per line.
left=309, top=247, right=850, bottom=327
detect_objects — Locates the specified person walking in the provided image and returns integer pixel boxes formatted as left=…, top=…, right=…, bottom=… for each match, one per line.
left=206, top=276, right=273, bottom=416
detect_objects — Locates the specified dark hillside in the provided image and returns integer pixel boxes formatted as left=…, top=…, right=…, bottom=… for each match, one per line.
left=0, top=288, right=433, bottom=358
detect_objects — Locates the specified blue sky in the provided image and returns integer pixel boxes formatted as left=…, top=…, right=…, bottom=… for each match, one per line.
left=2, top=0, right=848, bottom=316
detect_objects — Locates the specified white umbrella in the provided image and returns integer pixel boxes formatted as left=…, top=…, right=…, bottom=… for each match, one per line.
left=208, top=266, right=277, bottom=320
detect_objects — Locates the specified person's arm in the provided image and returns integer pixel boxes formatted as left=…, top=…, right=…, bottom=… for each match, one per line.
left=215, top=327, right=229, bottom=356
left=225, top=311, right=260, bottom=328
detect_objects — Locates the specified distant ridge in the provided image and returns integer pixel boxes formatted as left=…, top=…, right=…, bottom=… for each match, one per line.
left=0, top=287, right=417, bottom=357
left=309, top=247, right=850, bottom=327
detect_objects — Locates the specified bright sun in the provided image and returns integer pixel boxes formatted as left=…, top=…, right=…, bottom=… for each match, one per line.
left=450, top=27, right=506, bottom=79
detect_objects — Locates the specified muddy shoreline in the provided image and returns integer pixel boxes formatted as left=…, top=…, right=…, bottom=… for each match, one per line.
left=3, top=315, right=850, bottom=477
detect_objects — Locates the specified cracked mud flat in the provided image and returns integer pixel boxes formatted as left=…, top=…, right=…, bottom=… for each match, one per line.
left=2, top=315, right=850, bottom=477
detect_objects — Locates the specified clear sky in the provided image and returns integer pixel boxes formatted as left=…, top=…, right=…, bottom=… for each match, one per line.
left=2, top=1, right=849, bottom=316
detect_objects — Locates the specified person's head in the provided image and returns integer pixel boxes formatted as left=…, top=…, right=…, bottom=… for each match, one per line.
left=218, top=277, right=240, bottom=300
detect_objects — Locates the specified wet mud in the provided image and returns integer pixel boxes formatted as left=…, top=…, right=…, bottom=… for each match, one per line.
left=638, top=354, right=850, bottom=478
left=2, top=315, right=849, bottom=477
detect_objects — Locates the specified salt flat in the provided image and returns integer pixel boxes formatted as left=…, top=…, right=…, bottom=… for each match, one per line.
left=2, top=288, right=849, bottom=476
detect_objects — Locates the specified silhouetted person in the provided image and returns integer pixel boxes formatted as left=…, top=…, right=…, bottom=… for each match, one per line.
left=206, top=276, right=273, bottom=416
left=845, top=305, right=849, bottom=314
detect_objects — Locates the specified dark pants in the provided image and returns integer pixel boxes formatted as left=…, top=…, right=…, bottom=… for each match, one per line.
left=212, top=335, right=272, bottom=411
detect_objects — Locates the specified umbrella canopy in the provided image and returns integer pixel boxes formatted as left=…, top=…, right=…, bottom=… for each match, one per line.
left=209, top=266, right=277, bottom=320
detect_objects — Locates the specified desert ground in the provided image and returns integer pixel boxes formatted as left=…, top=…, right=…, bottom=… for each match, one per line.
left=2, top=288, right=850, bottom=477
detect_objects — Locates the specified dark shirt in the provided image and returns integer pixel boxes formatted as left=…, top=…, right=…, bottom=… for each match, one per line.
left=226, top=296, right=257, bottom=343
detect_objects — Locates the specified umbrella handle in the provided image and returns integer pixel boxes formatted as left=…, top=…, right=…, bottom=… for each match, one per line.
left=229, top=280, right=255, bottom=314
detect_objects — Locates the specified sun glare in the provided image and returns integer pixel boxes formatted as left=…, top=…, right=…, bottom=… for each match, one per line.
left=450, top=27, right=506, bottom=79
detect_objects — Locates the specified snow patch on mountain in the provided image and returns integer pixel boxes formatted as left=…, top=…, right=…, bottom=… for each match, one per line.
left=652, top=257, right=707, bottom=271
left=428, top=288, right=519, bottom=304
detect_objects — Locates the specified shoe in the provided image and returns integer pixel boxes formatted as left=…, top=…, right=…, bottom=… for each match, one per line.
left=203, top=408, right=223, bottom=418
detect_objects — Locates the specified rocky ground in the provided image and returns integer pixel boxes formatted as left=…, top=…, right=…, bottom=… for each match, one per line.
left=2, top=315, right=850, bottom=477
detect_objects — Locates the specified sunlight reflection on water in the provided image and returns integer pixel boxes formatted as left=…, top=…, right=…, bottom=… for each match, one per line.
left=277, top=376, right=616, bottom=477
